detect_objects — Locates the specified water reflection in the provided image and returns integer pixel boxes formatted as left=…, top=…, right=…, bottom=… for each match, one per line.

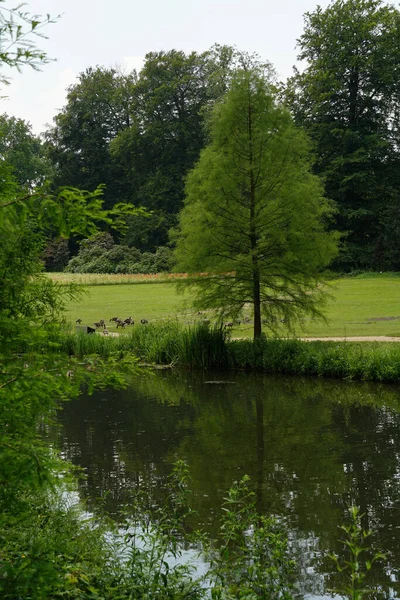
left=57, top=371, right=400, bottom=598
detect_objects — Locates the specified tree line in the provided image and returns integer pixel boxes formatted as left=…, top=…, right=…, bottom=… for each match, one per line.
left=4, top=0, right=400, bottom=272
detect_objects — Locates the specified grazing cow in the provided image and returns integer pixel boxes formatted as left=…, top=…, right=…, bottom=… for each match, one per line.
left=140, top=319, right=148, bottom=324
left=124, top=317, right=134, bottom=325
left=224, top=322, right=234, bottom=329
left=116, top=320, right=126, bottom=329
left=110, top=317, right=119, bottom=322
left=76, top=318, right=82, bottom=324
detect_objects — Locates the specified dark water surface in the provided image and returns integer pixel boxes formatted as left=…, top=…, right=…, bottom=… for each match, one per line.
left=57, top=371, right=400, bottom=598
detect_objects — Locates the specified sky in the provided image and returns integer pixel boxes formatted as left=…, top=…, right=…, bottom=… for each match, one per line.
left=1, top=0, right=331, bottom=135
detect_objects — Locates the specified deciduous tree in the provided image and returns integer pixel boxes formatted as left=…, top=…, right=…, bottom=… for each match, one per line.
left=287, top=0, right=400, bottom=269
left=110, top=47, right=237, bottom=248
left=0, top=113, right=53, bottom=189
left=45, top=66, right=136, bottom=207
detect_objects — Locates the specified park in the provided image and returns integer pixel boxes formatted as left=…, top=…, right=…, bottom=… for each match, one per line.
left=55, top=271, right=400, bottom=340
left=1, top=0, right=400, bottom=598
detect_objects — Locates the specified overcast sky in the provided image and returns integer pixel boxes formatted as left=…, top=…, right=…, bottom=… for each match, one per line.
left=1, top=0, right=331, bottom=135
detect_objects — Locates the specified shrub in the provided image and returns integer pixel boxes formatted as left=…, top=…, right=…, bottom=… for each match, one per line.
left=64, top=232, right=174, bottom=274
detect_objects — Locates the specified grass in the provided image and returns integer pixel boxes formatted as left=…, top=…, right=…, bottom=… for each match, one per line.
left=228, top=337, right=400, bottom=381
left=62, top=282, right=188, bottom=330
left=54, top=272, right=400, bottom=338
left=59, top=321, right=400, bottom=381
left=46, top=272, right=194, bottom=286
left=61, top=322, right=228, bottom=368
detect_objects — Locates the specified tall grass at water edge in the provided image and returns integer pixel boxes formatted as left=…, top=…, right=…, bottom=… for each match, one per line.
left=61, top=322, right=400, bottom=381
left=62, top=321, right=228, bottom=369
left=229, top=337, right=400, bottom=381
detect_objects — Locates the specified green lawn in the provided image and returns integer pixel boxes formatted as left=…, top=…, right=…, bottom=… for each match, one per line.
left=64, top=282, right=188, bottom=332
left=297, top=277, right=400, bottom=338
left=61, top=275, right=400, bottom=338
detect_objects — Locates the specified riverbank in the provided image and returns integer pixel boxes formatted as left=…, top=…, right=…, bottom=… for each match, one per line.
left=61, top=323, right=400, bottom=382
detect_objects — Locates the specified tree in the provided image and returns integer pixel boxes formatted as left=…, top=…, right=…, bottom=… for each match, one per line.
left=287, top=0, right=400, bottom=270
left=45, top=66, right=136, bottom=207
left=174, top=69, right=338, bottom=339
left=45, top=46, right=256, bottom=250
left=0, top=113, right=53, bottom=189
left=110, top=47, right=235, bottom=248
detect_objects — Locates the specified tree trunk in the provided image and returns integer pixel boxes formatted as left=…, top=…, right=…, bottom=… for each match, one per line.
left=248, top=88, right=262, bottom=339
left=253, top=265, right=262, bottom=338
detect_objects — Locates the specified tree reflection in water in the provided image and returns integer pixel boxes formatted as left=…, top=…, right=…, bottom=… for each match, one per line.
left=57, top=371, right=400, bottom=599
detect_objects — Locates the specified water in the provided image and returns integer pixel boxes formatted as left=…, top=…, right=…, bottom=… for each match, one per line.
left=57, top=370, right=400, bottom=598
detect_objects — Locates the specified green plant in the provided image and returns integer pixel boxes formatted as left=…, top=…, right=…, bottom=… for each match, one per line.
left=107, top=460, right=204, bottom=599
left=207, top=475, right=296, bottom=600
left=329, top=506, right=385, bottom=600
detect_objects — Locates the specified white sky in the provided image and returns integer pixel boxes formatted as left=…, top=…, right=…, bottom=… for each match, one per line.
left=1, top=0, right=331, bottom=135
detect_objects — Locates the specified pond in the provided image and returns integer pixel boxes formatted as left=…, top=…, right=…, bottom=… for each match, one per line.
left=57, top=370, right=400, bottom=598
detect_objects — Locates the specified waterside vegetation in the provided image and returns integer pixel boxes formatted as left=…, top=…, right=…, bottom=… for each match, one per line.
left=60, top=322, right=400, bottom=382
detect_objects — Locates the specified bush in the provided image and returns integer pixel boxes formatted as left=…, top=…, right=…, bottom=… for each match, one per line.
left=64, top=232, right=174, bottom=274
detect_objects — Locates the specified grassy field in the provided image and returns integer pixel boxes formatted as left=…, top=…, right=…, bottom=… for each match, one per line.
left=55, top=273, right=400, bottom=338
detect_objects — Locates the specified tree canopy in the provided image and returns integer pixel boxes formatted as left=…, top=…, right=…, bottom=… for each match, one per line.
left=0, top=113, right=53, bottom=189
left=287, top=0, right=400, bottom=270
left=44, top=46, right=256, bottom=251
left=44, top=66, right=136, bottom=207
left=174, top=68, right=339, bottom=338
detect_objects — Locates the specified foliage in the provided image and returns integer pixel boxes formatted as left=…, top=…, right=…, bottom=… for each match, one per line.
left=207, top=475, right=296, bottom=599
left=0, top=113, right=53, bottom=188
left=0, top=449, right=300, bottom=600
left=65, top=231, right=175, bottom=274
left=0, top=308, right=141, bottom=599
left=0, top=180, right=139, bottom=318
left=44, top=66, right=137, bottom=207
left=105, top=460, right=204, bottom=599
left=43, top=236, right=70, bottom=271
left=328, top=507, right=385, bottom=600
left=44, top=46, right=257, bottom=250
left=287, top=0, right=400, bottom=270
left=109, top=47, right=232, bottom=241
left=0, top=1, right=58, bottom=85
left=174, top=67, right=339, bottom=338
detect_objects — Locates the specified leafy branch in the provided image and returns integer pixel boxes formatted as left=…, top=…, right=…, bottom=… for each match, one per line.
left=0, top=1, right=60, bottom=85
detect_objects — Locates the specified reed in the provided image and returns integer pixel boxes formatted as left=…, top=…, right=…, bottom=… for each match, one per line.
left=60, top=322, right=400, bottom=381
left=228, top=337, right=400, bottom=381
left=61, top=321, right=228, bottom=368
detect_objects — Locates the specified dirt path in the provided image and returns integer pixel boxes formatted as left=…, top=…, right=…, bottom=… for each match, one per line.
left=299, top=336, right=400, bottom=342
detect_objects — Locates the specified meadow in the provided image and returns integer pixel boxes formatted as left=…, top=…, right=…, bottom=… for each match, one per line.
left=52, top=272, right=400, bottom=338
